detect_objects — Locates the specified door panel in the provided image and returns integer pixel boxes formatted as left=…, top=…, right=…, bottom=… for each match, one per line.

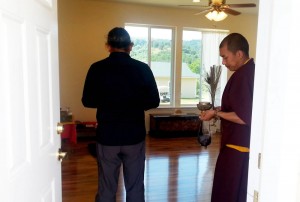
left=0, top=0, right=61, bottom=201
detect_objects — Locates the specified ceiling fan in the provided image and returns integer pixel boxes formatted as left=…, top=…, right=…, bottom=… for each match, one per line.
left=179, top=0, right=256, bottom=21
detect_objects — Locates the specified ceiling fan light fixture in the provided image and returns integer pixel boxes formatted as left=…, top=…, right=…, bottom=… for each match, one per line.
left=205, top=10, right=228, bottom=21
left=211, top=0, right=224, bottom=4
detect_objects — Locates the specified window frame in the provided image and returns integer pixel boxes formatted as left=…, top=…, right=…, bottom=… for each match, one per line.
left=125, top=23, right=229, bottom=108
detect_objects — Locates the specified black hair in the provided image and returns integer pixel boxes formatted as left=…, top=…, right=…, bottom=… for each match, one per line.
left=106, top=27, right=132, bottom=49
left=219, top=33, right=249, bottom=57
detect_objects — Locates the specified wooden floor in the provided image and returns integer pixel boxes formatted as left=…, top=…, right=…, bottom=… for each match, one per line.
left=62, top=133, right=221, bottom=202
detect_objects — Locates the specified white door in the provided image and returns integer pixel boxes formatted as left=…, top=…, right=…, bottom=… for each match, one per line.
left=248, top=0, right=300, bottom=201
left=0, top=0, right=61, bottom=201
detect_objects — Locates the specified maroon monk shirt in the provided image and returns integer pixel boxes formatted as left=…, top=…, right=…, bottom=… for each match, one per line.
left=220, top=58, right=255, bottom=149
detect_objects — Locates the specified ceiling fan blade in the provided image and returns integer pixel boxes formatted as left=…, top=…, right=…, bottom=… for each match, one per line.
left=194, top=8, right=213, bottom=15
left=223, top=8, right=241, bottom=16
left=226, top=3, right=256, bottom=8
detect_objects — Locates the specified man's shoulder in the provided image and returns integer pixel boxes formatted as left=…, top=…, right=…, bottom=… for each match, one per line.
left=90, top=56, right=150, bottom=71
left=90, top=57, right=110, bottom=67
left=131, top=58, right=149, bottom=67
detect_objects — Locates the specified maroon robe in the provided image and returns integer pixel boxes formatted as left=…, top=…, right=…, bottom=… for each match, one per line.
left=211, top=59, right=255, bottom=202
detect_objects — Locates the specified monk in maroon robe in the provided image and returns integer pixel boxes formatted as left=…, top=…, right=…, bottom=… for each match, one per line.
left=200, top=33, right=255, bottom=202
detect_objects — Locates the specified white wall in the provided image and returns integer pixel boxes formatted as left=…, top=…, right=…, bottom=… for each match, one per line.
left=247, top=0, right=300, bottom=201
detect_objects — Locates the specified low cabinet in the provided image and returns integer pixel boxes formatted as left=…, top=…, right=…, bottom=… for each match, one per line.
left=149, top=113, right=201, bottom=137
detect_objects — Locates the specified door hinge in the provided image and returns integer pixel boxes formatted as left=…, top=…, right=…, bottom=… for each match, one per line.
left=258, top=153, right=261, bottom=169
left=254, top=190, right=259, bottom=202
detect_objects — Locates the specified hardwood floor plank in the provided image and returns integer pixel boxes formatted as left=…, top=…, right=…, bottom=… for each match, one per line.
left=62, top=133, right=220, bottom=202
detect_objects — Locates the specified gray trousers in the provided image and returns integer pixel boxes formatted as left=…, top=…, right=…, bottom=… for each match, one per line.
left=95, top=141, right=145, bottom=202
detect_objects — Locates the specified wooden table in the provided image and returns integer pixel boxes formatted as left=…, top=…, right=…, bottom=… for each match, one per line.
left=149, top=113, right=201, bottom=137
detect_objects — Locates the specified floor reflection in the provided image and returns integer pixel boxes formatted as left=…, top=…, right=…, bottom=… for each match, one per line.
left=62, top=134, right=220, bottom=202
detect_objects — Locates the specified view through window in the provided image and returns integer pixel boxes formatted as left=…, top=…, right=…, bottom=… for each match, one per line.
left=181, top=30, right=202, bottom=105
left=125, top=25, right=174, bottom=107
left=125, top=24, right=228, bottom=108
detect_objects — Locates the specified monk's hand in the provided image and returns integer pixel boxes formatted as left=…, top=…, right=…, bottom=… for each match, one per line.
left=199, top=111, right=206, bottom=120
left=200, top=110, right=215, bottom=121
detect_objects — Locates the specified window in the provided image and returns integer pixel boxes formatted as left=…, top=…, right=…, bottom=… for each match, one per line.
left=125, top=24, right=174, bottom=107
left=200, top=30, right=228, bottom=107
left=181, top=30, right=202, bottom=105
left=125, top=24, right=228, bottom=108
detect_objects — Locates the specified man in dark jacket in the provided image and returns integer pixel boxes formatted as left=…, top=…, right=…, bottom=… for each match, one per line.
left=82, top=27, right=160, bottom=202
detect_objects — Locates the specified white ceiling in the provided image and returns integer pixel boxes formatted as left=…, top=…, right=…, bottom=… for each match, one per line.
left=101, top=0, right=259, bottom=14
